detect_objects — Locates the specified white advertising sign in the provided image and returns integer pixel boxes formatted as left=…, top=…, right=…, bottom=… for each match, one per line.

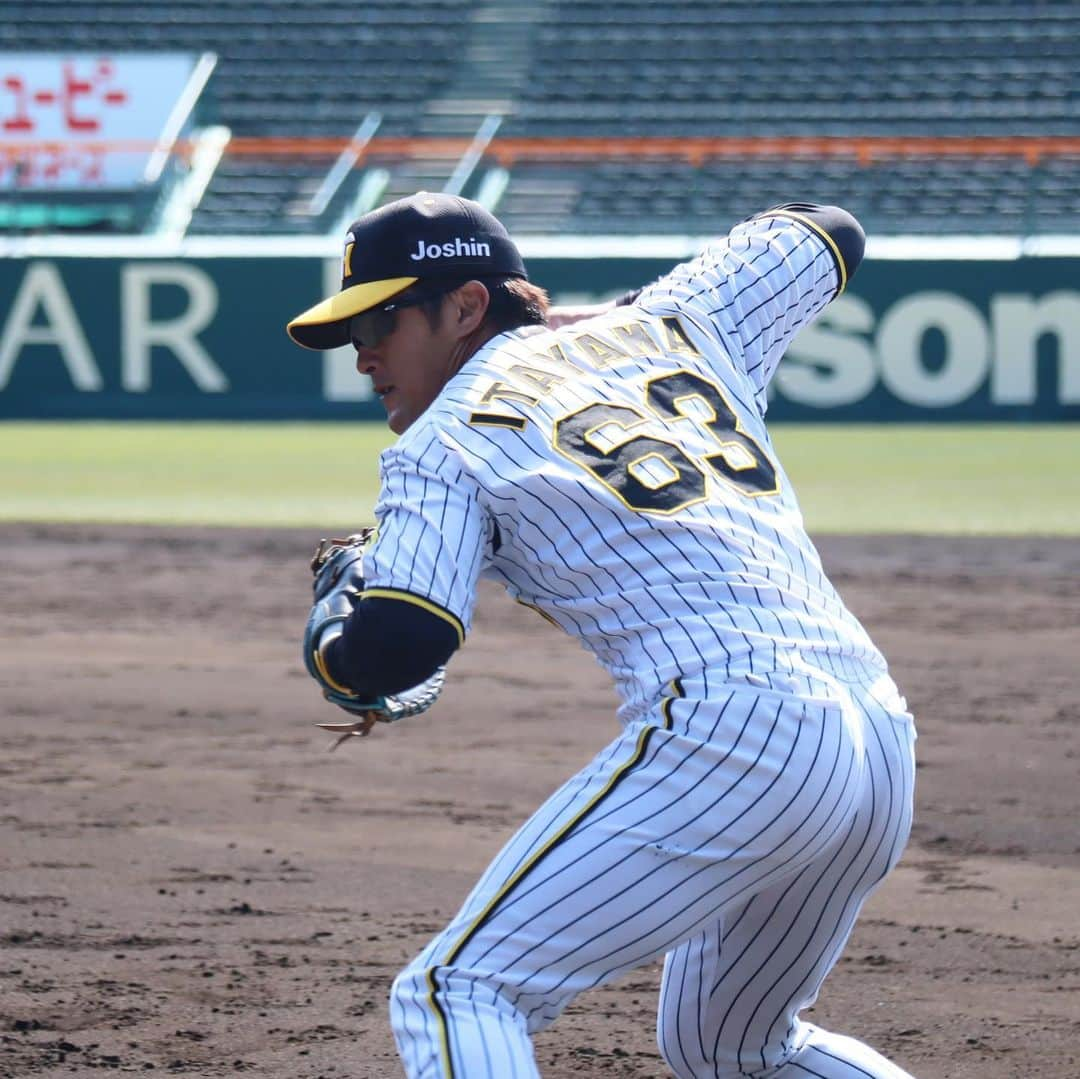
left=0, top=52, right=202, bottom=190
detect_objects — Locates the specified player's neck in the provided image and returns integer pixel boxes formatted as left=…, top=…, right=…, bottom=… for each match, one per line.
left=449, top=324, right=501, bottom=375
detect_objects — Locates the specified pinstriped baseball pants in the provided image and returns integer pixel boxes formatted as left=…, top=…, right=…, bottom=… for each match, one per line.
left=390, top=676, right=917, bottom=1078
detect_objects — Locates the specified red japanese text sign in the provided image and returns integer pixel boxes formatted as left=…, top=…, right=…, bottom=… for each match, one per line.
left=1, top=52, right=203, bottom=190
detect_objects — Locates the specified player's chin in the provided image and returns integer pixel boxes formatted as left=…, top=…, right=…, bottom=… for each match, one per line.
left=383, top=396, right=412, bottom=435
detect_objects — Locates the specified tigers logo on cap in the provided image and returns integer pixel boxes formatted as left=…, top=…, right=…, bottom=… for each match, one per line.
left=342, top=234, right=355, bottom=281
left=286, top=192, right=527, bottom=351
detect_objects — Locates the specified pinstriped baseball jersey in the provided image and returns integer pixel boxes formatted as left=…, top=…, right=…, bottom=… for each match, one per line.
left=362, top=210, right=889, bottom=724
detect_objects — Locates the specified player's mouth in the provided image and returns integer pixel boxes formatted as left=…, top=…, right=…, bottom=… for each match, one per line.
left=374, top=384, right=395, bottom=399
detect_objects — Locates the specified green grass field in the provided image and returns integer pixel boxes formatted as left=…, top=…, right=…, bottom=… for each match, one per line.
left=1, top=422, right=1076, bottom=534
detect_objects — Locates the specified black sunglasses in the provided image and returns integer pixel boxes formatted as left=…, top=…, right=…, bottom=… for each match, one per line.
left=348, top=286, right=453, bottom=350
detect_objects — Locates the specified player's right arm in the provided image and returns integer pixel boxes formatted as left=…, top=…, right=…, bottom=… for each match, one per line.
left=754, top=203, right=865, bottom=291
left=638, top=204, right=865, bottom=414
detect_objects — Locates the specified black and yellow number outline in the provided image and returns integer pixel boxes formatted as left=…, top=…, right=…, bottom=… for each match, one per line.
left=552, top=369, right=780, bottom=513
left=552, top=401, right=709, bottom=516
left=647, top=369, right=779, bottom=499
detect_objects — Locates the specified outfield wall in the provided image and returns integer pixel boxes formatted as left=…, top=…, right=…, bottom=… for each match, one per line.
left=1, top=250, right=1077, bottom=420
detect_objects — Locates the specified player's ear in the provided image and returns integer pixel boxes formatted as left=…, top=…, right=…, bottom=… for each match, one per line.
left=451, top=280, right=490, bottom=335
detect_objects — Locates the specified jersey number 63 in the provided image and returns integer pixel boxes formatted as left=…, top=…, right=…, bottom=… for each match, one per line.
left=553, top=370, right=779, bottom=515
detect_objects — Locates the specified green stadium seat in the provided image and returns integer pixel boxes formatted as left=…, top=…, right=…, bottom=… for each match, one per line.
left=3, top=0, right=1077, bottom=235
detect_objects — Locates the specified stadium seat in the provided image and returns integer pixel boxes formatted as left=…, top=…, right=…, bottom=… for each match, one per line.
left=3, top=0, right=1077, bottom=235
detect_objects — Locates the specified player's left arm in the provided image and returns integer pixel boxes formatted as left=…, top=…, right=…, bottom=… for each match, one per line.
left=314, top=593, right=460, bottom=702
left=304, top=435, right=490, bottom=710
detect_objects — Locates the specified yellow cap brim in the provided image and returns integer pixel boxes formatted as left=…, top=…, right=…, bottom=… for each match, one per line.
left=286, top=276, right=420, bottom=351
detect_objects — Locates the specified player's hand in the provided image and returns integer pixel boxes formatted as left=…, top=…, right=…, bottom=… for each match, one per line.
left=305, top=531, right=386, bottom=727
left=303, top=531, right=448, bottom=749
left=310, top=530, right=372, bottom=601
left=546, top=300, right=616, bottom=329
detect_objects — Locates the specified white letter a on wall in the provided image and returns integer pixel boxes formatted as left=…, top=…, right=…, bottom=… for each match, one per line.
left=0, top=262, right=102, bottom=391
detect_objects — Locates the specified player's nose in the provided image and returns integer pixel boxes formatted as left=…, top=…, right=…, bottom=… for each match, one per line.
left=354, top=347, right=381, bottom=375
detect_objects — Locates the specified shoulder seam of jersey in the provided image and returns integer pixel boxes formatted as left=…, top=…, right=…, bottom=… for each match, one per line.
left=763, top=209, right=848, bottom=294
left=360, top=588, right=466, bottom=646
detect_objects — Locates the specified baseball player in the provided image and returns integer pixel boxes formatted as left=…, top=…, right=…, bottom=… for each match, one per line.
left=287, top=192, right=917, bottom=1078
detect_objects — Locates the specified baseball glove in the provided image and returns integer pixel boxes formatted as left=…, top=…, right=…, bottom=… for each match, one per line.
left=305, top=531, right=446, bottom=750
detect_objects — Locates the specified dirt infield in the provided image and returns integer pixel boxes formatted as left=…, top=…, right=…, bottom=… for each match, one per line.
left=1, top=523, right=1077, bottom=1078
